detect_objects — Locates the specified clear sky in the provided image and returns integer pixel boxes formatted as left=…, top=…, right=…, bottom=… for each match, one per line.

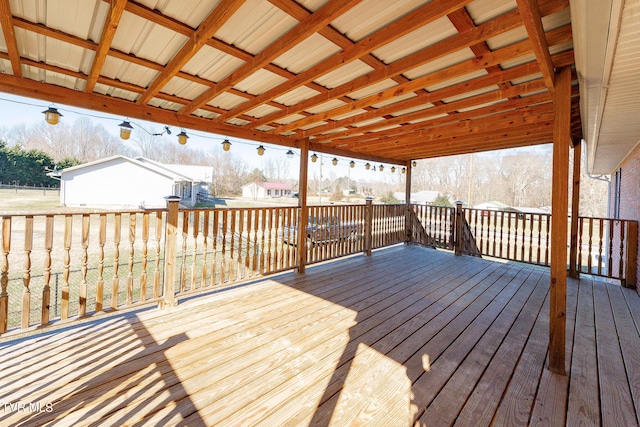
left=0, top=93, right=404, bottom=185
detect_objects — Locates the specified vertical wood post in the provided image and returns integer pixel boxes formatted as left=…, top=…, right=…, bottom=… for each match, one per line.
left=22, top=216, right=33, bottom=329
left=159, top=196, right=180, bottom=309
left=569, top=139, right=582, bottom=278
left=625, top=221, right=638, bottom=288
left=405, top=160, right=413, bottom=244
left=364, top=198, right=373, bottom=256
left=549, top=66, right=571, bottom=375
left=455, top=201, right=463, bottom=256
left=61, top=215, right=72, bottom=319
left=41, top=215, right=53, bottom=325
left=0, top=216, right=9, bottom=333
left=297, top=139, right=309, bottom=273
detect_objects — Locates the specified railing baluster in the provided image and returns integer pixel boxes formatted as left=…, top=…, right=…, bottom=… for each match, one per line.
left=153, top=212, right=162, bottom=299
left=537, top=214, right=543, bottom=265
left=180, top=212, right=188, bottom=293
left=201, top=211, right=209, bottom=287
left=608, top=219, right=614, bottom=278
left=62, top=215, right=72, bottom=319
left=587, top=218, right=593, bottom=274
left=577, top=217, right=583, bottom=273
left=140, top=212, right=149, bottom=302
left=236, top=209, right=244, bottom=278
left=191, top=211, right=199, bottom=290
left=221, top=210, right=228, bottom=282
left=97, top=214, right=106, bottom=310
left=42, top=215, right=53, bottom=324
left=619, top=220, right=625, bottom=280
left=79, top=214, right=89, bottom=316
left=126, top=214, right=135, bottom=305
left=211, top=210, right=219, bottom=286
left=252, top=209, right=259, bottom=275
left=22, top=215, right=33, bottom=329
left=598, top=219, right=604, bottom=276
left=112, top=213, right=121, bottom=309
left=0, top=216, right=10, bottom=333
left=259, top=208, right=266, bottom=274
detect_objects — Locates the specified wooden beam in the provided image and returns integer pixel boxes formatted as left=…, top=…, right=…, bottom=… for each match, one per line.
left=137, top=0, right=245, bottom=105
left=569, top=139, right=582, bottom=278
left=548, top=66, right=571, bottom=375
left=85, top=0, right=127, bottom=93
left=296, top=138, right=309, bottom=273
left=516, top=0, right=556, bottom=96
left=272, top=23, right=573, bottom=136
left=0, top=0, right=22, bottom=77
left=180, top=0, right=364, bottom=115
left=209, top=0, right=474, bottom=121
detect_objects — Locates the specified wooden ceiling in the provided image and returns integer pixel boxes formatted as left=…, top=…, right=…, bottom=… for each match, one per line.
left=0, top=0, right=581, bottom=165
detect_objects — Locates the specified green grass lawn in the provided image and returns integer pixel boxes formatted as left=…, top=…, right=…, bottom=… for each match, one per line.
left=0, top=188, right=61, bottom=212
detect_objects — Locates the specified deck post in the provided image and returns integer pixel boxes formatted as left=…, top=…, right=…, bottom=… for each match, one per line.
left=297, top=139, right=309, bottom=274
left=405, top=160, right=413, bottom=244
left=625, top=221, right=638, bottom=288
left=159, top=195, right=180, bottom=309
left=364, top=198, right=373, bottom=256
left=455, top=201, right=463, bottom=256
left=549, top=66, right=571, bottom=375
left=569, top=139, right=582, bottom=279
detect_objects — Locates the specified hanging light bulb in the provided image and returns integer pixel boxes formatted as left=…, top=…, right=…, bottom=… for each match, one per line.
left=118, top=120, right=133, bottom=140
left=222, top=139, right=231, bottom=151
left=402, top=167, right=406, bottom=174
left=286, top=149, right=295, bottom=159
left=177, top=130, right=189, bottom=145
left=349, top=160, right=355, bottom=168
left=412, top=160, right=417, bottom=167
left=257, top=145, right=265, bottom=156
left=42, top=106, right=62, bottom=125
left=391, top=166, right=396, bottom=173
left=332, top=158, right=338, bottom=166
left=379, top=164, right=384, bottom=172
left=365, top=163, right=371, bottom=170
left=311, top=153, right=318, bottom=163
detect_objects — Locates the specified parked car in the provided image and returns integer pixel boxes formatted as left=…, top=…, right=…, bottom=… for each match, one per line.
left=282, top=215, right=363, bottom=246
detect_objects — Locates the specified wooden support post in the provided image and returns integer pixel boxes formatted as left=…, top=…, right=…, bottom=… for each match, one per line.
left=569, top=139, right=582, bottom=278
left=297, top=139, right=309, bottom=274
left=455, top=201, right=463, bottom=256
left=549, top=66, right=571, bottom=375
left=159, top=196, right=180, bottom=309
left=405, top=160, right=413, bottom=244
left=22, top=216, right=33, bottom=329
left=364, top=198, right=373, bottom=256
left=625, top=221, right=638, bottom=288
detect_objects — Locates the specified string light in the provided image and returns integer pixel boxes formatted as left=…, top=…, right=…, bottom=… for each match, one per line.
left=391, top=166, right=396, bottom=173
left=222, top=139, right=231, bottom=151
left=42, top=106, right=62, bottom=125
left=286, top=149, right=295, bottom=159
left=402, top=167, right=406, bottom=174
left=311, top=153, right=318, bottom=163
left=257, top=145, right=265, bottom=156
left=118, top=120, right=133, bottom=140
left=332, top=158, right=338, bottom=166
left=177, top=130, right=189, bottom=145
left=349, top=160, right=355, bottom=168
left=365, top=163, right=371, bottom=170
left=412, top=160, right=417, bottom=167
left=379, top=164, right=384, bottom=171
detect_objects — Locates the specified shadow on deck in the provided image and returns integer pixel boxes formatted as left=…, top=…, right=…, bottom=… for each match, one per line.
left=1, top=245, right=639, bottom=426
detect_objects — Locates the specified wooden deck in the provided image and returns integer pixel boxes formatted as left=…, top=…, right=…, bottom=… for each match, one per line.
left=1, top=245, right=639, bottom=426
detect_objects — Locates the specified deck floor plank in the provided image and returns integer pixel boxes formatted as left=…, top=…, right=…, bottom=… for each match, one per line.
left=1, top=246, right=639, bottom=426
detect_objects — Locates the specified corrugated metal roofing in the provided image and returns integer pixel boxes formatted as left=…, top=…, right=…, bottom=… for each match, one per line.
left=0, top=0, right=589, bottom=164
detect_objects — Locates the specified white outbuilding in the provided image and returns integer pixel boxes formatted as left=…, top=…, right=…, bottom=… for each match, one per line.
left=55, top=156, right=213, bottom=209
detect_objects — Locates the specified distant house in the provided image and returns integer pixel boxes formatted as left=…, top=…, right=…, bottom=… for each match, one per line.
left=394, top=190, right=443, bottom=205
left=473, top=201, right=517, bottom=212
left=54, top=155, right=213, bottom=209
left=242, top=182, right=293, bottom=200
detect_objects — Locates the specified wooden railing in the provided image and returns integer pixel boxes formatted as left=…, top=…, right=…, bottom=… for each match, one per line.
left=573, top=216, right=638, bottom=286
left=1, top=200, right=637, bottom=335
left=0, top=204, right=300, bottom=334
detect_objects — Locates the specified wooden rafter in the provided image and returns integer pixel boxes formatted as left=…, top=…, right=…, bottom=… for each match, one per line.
left=211, top=0, right=475, bottom=122
left=271, top=22, right=572, bottom=136
left=516, top=0, right=556, bottom=96
left=85, top=0, right=127, bottom=93
left=0, top=0, right=22, bottom=77
left=137, top=0, right=245, bottom=105
left=179, top=0, right=364, bottom=115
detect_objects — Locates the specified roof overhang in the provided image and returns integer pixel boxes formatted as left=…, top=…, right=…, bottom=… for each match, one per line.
left=571, top=0, right=640, bottom=175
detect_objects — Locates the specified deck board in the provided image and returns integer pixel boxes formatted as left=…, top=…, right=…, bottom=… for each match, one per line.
left=1, top=246, right=640, bottom=426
